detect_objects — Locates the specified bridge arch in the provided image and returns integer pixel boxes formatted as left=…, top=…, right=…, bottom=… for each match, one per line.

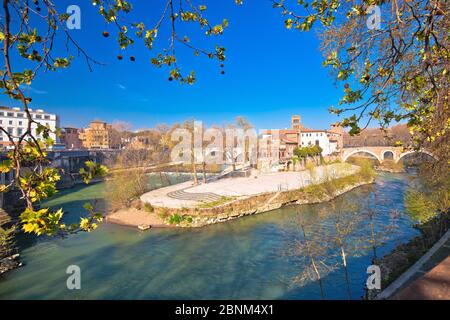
left=381, top=150, right=395, bottom=161
left=396, top=150, right=437, bottom=163
left=343, top=149, right=382, bottom=163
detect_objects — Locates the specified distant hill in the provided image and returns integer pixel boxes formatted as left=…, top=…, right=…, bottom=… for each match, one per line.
left=343, top=124, right=411, bottom=147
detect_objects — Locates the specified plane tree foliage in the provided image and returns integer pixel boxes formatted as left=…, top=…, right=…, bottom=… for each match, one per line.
left=273, top=0, right=449, bottom=170
left=0, top=0, right=448, bottom=236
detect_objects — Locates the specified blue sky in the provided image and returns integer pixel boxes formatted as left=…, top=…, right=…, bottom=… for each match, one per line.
left=2, top=0, right=346, bottom=131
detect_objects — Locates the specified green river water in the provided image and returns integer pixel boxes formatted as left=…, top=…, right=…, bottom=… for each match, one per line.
left=0, top=172, right=420, bottom=299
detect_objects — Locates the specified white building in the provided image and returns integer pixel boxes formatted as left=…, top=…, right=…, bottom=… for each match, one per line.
left=300, top=129, right=340, bottom=156
left=0, top=106, right=60, bottom=149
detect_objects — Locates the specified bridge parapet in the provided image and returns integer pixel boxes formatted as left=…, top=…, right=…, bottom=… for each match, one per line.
left=341, top=147, right=434, bottom=163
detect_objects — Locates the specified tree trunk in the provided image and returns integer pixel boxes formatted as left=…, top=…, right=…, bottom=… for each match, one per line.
left=232, top=155, right=236, bottom=171
left=340, top=246, right=352, bottom=299
left=301, top=225, right=325, bottom=299
left=192, top=163, right=198, bottom=185
left=191, top=143, right=198, bottom=185
left=311, top=257, right=325, bottom=300
left=202, top=161, right=207, bottom=184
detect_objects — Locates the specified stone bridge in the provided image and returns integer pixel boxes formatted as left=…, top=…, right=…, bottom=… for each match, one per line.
left=341, top=146, right=435, bottom=163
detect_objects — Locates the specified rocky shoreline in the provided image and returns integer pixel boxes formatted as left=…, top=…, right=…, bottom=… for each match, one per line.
left=0, top=254, right=21, bottom=276
left=375, top=167, right=405, bottom=173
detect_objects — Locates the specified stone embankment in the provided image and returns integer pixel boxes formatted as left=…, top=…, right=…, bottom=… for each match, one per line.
left=108, top=164, right=376, bottom=229
left=0, top=190, right=25, bottom=278
left=177, top=177, right=374, bottom=228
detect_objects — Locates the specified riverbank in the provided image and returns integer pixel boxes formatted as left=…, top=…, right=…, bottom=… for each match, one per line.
left=0, top=254, right=21, bottom=276
left=370, top=212, right=450, bottom=299
left=374, top=160, right=406, bottom=173
left=378, top=228, right=450, bottom=299
left=107, top=163, right=376, bottom=229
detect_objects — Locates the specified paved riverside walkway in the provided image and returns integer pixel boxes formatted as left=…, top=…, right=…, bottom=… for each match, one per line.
left=141, top=163, right=359, bottom=209
left=392, top=235, right=450, bottom=300
left=393, top=256, right=450, bottom=299
left=377, top=229, right=450, bottom=300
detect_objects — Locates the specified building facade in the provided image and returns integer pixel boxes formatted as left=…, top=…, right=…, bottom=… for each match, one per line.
left=0, top=106, right=60, bottom=149
left=79, top=121, right=120, bottom=149
left=61, top=127, right=83, bottom=150
left=300, top=129, right=338, bottom=155
left=262, top=115, right=343, bottom=160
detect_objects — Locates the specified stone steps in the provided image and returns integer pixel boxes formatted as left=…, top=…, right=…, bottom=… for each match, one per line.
left=167, top=189, right=222, bottom=202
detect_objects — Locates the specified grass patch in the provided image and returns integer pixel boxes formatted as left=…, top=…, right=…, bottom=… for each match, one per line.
left=197, top=196, right=236, bottom=209
left=168, top=213, right=194, bottom=225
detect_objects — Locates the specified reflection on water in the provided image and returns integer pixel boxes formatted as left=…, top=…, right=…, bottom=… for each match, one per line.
left=0, top=172, right=419, bottom=299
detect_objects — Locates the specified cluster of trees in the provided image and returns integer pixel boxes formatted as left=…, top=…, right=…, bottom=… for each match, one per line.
left=108, top=116, right=254, bottom=188
left=170, top=116, right=254, bottom=185
left=292, top=145, right=323, bottom=168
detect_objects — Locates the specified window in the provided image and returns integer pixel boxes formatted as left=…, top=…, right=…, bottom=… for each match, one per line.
left=18, top=121, right=22, bottom=126
left=7, top=112, right=14, bottom=117
left=17, top=128, right=23, bottom=136
left=44, top=115, right=51, bottom=120
left=7, top=127, right=13, bottom=135
left=17, top=113, right=24, bottom=118
left=315, top=140, right=320, bottom=146
left=35, top=114, right=42, bottom=119
left=9, top=120, right=13, bottom=125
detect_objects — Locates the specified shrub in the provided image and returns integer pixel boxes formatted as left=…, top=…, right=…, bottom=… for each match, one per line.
left=353, top=158, right=376, bottom=181
left=158, top=207, right=170, bottom=219
left=106, top=168, right=149, bottom=210
left=168, top=213, right=183, bottom=225
left=144, top=203, right=154, bottom=213
left=0, top=226, right=15, bottom=259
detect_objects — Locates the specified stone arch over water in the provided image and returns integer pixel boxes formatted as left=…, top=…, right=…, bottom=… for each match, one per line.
left=382, top=150, right=394, bottom=160
left=397, top=150, right=437, bottom=164
left=343, top=150, right=382, bottom=164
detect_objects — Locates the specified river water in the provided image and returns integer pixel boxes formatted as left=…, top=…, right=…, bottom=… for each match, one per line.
left=0, top=172, right=420, bottom=299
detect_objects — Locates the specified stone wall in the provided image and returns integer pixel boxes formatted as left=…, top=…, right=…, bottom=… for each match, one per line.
left=0, top=189, right=26, bottom=227
left=150, top=172, right=375, bottom=228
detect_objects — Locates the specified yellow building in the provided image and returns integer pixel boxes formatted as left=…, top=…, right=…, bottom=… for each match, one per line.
left=79, top=121, right=120, bottom=149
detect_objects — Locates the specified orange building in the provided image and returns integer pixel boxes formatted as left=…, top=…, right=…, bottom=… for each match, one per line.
left=79, top=121, right=120, bottom=149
